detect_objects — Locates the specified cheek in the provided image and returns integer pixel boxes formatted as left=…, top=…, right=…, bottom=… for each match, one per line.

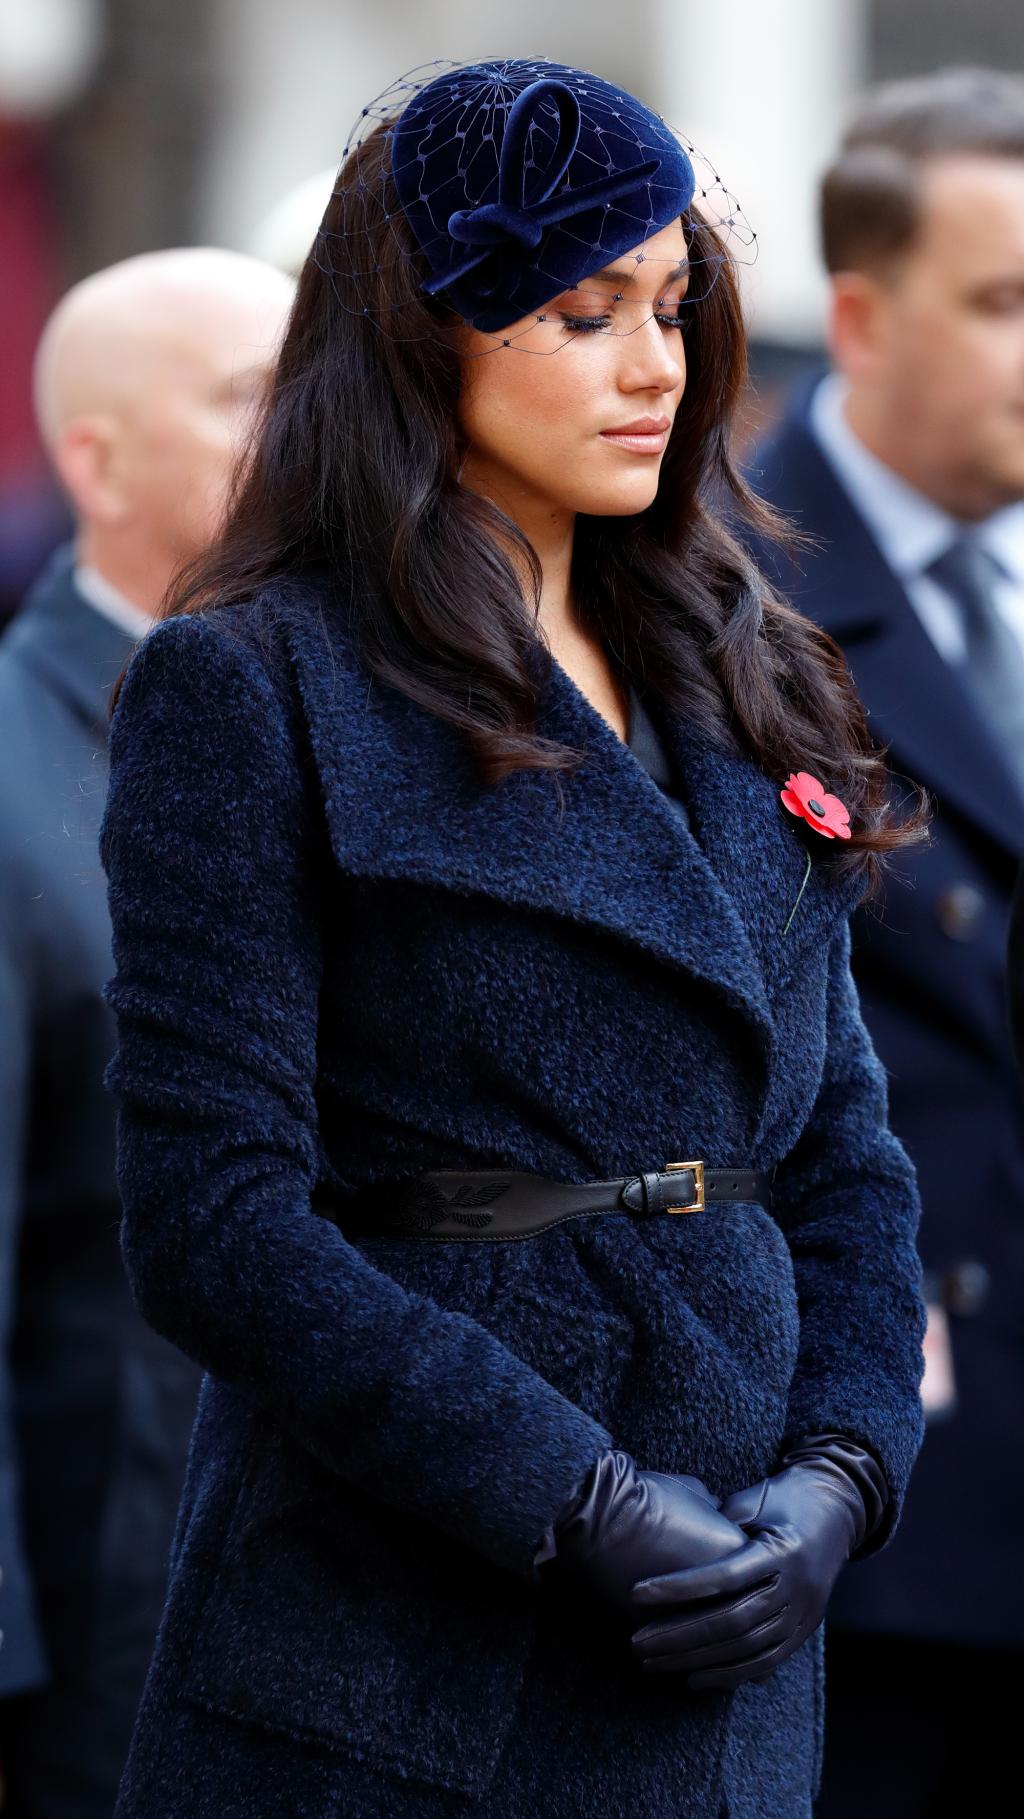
left=974, top=320, right=1024, bottom=398
left=890, top=313, right=970, bottom=416
left=461, top=346, right=605, bottom=470
left=914, top=307, right=1019, bottom=404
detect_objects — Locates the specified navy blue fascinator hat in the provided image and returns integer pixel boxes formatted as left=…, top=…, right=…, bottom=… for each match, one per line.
left=389, top=60, right=695, bottom=332
left=319, top=58, right=754, bottom=342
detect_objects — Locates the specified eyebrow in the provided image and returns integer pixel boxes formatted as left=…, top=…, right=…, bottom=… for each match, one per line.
left=578, top=258, right=691, bottom=289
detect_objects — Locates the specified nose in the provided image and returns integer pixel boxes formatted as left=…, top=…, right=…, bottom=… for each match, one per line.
left=616, top=310, right=685, bottom=400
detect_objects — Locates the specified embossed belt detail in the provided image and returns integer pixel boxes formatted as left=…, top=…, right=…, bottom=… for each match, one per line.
left=313, top=1162, right=773, bottom=1244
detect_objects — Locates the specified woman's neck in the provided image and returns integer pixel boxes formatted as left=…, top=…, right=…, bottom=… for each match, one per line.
left=457, top=461, right=628, bottom=737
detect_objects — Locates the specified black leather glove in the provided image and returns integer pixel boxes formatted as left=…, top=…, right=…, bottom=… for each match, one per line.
left=541, top=1448, right=748, bottom=1620
left=724, top=1431, right=890, bottom=1554
left=628, top=1433, right=887, bottom=1690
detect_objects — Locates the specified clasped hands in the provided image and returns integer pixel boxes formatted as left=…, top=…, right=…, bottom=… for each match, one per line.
left=547, top=1444, right=867, bottom=1693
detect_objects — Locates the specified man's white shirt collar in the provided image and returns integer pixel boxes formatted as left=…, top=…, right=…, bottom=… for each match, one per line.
left=74, top=561, right=156, bottom=643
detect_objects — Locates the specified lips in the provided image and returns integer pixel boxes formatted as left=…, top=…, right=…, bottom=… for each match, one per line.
left=606, top=416, right=671, bottom=434
left=599, top=415, right=672, bottom=452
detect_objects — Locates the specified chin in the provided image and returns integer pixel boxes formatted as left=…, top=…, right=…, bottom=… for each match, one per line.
left=571, top=482, right=663, bottom=517
left=964, top=469, right=1024, bottom=516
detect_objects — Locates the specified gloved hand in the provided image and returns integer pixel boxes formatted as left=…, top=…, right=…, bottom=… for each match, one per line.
left=720, top=1432, right=889, bottom=1556
left=543, top=1448, right=749, bottom=1621
left=627, top=1439, right=877, bottom=1690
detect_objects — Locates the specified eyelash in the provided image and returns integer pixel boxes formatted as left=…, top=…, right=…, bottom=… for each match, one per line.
left=559, top=310, right=690, bottom=334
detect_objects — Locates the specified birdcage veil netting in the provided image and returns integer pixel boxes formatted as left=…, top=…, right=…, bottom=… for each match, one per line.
left=312, top=56, right=757, bottom=354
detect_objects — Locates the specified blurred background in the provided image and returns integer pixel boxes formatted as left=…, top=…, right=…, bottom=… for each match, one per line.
left=1, top=0, right=1022, bottom=615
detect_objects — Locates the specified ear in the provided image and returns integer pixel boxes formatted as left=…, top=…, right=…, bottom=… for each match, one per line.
left=826, top=270, right=894, bottom=386
left=52, top=416, right=132, bottom=527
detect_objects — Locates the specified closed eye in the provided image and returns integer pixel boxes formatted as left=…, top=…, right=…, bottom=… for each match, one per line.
left=559, top=309, right=691, bottom=334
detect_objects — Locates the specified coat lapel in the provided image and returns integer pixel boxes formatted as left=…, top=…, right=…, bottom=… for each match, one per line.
left=654, top=702, right=864, bottom=1005
left=280, top=600, right=779, bottom=1105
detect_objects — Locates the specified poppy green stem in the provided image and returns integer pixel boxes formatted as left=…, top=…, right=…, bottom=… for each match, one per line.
left=782, top=850, right=813, bottom=936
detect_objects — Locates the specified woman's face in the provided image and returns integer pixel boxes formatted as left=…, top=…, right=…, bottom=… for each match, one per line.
left=456, top=219, right=689, bottom=525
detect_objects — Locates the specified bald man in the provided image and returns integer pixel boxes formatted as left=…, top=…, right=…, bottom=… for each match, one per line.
left=0, top=248, right=294, bottom=1817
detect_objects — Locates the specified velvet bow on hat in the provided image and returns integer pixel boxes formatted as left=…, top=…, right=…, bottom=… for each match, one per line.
left=389, top=59, right=696, bottom=333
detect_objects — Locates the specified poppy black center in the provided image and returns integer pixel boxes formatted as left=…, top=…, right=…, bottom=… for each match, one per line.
left=807, top=798, right=825, bottom=816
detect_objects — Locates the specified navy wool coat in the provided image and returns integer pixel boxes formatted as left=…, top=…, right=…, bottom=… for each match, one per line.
left=99, top=581, right=928, bottom=1819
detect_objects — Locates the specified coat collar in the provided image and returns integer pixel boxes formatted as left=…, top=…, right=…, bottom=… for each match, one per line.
left=4, top=543, right=138, bottom=739
left=270, top=589, right=863, bottom=1131
left=752, top=379, right=1024, bottom=855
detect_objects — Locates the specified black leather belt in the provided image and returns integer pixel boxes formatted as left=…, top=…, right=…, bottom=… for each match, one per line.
left=314, top=1161, right=773, bottom=1244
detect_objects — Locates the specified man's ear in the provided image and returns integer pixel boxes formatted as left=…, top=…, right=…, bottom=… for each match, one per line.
left=827, top=270, right=895, bottom=387
left=53, top=415, right=131, bottom=526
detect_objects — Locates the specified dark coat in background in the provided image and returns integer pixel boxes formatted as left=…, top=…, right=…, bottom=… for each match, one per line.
left=1007, top=859, right=1024, bottom=1086
left=746, top=376, right=1024, bottom=1650
left=99, top=581, right=927, bottom=1819
left=0, top=548, right=200, bottom=1811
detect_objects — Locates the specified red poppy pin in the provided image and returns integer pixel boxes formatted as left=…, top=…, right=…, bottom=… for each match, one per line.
left=780, top=771, right=851, bottom=934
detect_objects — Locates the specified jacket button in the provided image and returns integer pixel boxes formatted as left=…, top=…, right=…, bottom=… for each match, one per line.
left=935, top=883, right=985, bottom=940
left=943, top=1259, right=991, bottom=1316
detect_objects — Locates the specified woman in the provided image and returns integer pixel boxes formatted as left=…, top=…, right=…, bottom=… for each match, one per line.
left=100, top=58, right=928, bottom=1819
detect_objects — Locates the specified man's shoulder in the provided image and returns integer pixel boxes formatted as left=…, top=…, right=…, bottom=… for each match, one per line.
left=745, top=368, right=831, bottom=503
left=0, top=666, right=74, bottom=882
left=0, top=625, right=64, bottom=752
left=743, top=373, right=896, bottom=620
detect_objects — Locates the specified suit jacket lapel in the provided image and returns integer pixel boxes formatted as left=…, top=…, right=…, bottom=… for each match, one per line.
left=754, top=397, right=1024, bottom=856
left=839, top=589, right=1024, bottom=854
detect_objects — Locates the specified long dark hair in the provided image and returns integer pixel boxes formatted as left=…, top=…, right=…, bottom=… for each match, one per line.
left=122, top=121, right=926, bottom=886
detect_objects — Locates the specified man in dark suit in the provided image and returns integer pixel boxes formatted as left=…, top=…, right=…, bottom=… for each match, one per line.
left=0, top=248, right=293, bottom=1816
left=747, top=66, right=1024, bottom=1818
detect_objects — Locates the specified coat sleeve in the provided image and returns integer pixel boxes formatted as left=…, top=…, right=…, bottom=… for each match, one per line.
left=98, top=612, right=609, bottom=1583
left=770, top=913, right=928, bottom=1560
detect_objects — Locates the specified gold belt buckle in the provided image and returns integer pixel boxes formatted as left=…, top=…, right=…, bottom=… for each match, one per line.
left=664, top=1159, right=705, bottom=1214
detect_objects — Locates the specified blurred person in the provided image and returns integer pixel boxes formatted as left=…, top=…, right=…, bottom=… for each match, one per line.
left=745, top=66, right=1024, bottom=1818
left=99, top=59, right=926, bottom=1819
left=0, top=246, right=294, bottom=1818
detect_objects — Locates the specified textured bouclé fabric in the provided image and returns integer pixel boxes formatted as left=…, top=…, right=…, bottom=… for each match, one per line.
left=98, top=582, right=928, bottom=1818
